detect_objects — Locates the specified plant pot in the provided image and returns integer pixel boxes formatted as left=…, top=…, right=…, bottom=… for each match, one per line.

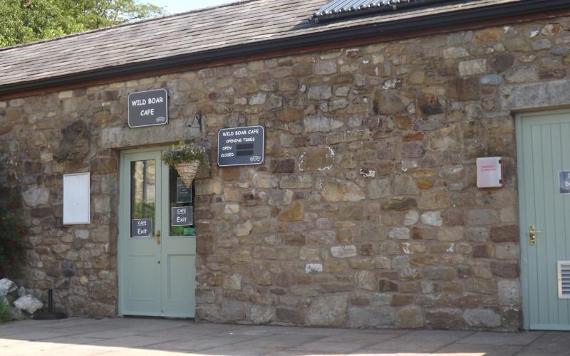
left=175, top=161, right=200, bottom=187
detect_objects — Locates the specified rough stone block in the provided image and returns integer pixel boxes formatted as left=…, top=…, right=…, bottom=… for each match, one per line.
left=502, top=79, right=570, bottom=110
left=421, top=211, right=443, bottom=226
left=276, top=307, right=305, bottom=324
left=234, top=220, right=253, bottom=236
left=425, top=308, right=465, bottom=329
left=498, top=280, right=521, bottom=306
left=388, top=227, right=410, bottom=240
left=322, top=179, right=365, bottom=202
left=303, top=116, right=344, bottom=133
left=252, top=172, right=278, bottom=188
left=444, top=47, right=469, bottom=59
left=465, top=209, right=499, bottom=226
left=506, top=66, right=539, bottom=83
left=374, top=92, right=406, bottom=115
left=278, top=201, right=304, bottom=222
left=299, top=147, right=334, bottom=172
left=490, top=225, right=519, bottom=242
left=223, top=274, right=242, bottom=291
left=437, top=226, right=464, bottom=241
left=379, top=279, right=399, bottom=292
left=14, top=295, right=43, bottom=314
left=22, top=186, right=50, bottom=207
left=396, top=305, right=424, bottom=328
left=307, top=85, right=332, bottom=100
left=314, top=60, right=337, bottom=75
left=306, top=295, right=347, bottom=326
left=459, top=59, right=487, bottom=77
left=355, top=271, right=377, bottom=291
left=271, top=159, right=296, bottom=173
left=393, top=174, right=419, bottom=195
left=491, top=262, right=519, bottom=278
left=382, top=197, right=417, bottom=211
left=0, top=279, right=17, bottom=297
left=248, top=304, right=275, bottom=324
left=331, top=245, right=357, bottom=258
left=464, top=308, right=501, bottom=328
left=424, top=266, right=457, bottom=281
left=279, top=174, right=313, bottom=189
left=347, top=305, right=394, bottom=328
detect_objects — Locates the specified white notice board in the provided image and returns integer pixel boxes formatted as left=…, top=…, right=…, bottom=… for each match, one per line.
left=63, top=172, right=91, bottom=225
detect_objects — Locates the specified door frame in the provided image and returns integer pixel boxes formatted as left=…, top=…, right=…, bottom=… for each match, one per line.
left=118, top=146, right=169, bottom=317
left=516, top=108, right=570, bottom=330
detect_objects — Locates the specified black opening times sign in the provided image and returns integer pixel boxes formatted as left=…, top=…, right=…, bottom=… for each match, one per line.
left=218, top=125, right=265, bottom=167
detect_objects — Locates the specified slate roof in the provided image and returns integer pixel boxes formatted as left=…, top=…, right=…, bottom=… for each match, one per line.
left=0, top=0, right=559, bottom=93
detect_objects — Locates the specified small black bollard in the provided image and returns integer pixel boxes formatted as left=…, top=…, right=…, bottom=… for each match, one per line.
left=32, top=288, right=67, bottom=320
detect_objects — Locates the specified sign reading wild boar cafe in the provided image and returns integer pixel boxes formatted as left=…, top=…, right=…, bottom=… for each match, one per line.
left=218, top=125, right=265, bottom=167
left=128, top=88, right=169, bottom=128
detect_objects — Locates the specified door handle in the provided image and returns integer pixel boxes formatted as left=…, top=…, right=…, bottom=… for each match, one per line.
left=156, top=229, right=161, bottom=245
left=529, top=225, right=541, bottom=246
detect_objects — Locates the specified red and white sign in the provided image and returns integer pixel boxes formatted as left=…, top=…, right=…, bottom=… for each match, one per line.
left=476, top=157, right=503, bottom=188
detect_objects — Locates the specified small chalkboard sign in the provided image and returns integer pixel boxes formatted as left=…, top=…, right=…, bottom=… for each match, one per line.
left=176, top=177, right=192, bottom=203
left=131, top=218, right=152, bottom=238
left=128, top=88, right=168, bottom=128
left=218, top=125, right=264, bottom=167
left=171, top=206, right=193, bottom=226
left=561, top=171, right=570, bottom=194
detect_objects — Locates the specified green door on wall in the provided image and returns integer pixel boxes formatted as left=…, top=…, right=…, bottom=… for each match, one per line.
left=119, top=149, right=196, bottom=318
left=518, top=110, right=570, bottom=330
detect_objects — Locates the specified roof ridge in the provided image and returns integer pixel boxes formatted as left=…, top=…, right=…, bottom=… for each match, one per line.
left=0, top=0, right=257, bottom=53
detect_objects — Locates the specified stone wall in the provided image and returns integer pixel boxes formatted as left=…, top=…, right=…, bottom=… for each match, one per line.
left=1, top=16, right=570, bottom=329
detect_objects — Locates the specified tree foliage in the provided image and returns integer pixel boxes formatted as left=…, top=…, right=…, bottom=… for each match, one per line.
left=0, top=203, right=25, bottom=277
left=0, top=0, right=164, bottom=47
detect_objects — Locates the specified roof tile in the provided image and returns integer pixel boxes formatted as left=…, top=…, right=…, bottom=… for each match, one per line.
left=0, top=0, right=520, bottom=89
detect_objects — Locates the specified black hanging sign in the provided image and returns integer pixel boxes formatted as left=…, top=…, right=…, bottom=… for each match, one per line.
left=176, top=177, right=192, bottom=203
left=171, top=206, right=193, bottom=226
left=131, top=218, right=152, bottom=238
left=218, top=125, right=265, bottom=167
left=128, top=88, right=168, bottom=128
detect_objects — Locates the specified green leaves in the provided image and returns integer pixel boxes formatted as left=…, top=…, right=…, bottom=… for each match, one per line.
left=0, top=0, right=164, bottom=47
left=161, top=141, right=206, bottom=167
left=0, top=299, right=11, bottom=323
left=0, top=206, right=25, bottom=276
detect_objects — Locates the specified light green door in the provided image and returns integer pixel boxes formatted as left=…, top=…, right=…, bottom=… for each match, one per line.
left=518, top=110, right=570, bottom=330
left=119, top=149, right=196, bottom=318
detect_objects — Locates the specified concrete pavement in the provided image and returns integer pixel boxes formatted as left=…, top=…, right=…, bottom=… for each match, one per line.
left=0, top=317, right=568, bottom=355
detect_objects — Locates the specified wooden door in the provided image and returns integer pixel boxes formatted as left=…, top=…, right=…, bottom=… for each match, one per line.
left=119, top=149, right=196, bottom=317
left=518, top=110, right=570, bottom=330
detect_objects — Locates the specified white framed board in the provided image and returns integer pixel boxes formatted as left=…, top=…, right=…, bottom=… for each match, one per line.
left=63, top=172, right=91, bottom=225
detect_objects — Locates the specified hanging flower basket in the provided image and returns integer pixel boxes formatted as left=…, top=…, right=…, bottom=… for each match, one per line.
left=162, top=141, right=206, bottom=188
left=174, top=161, right=201, bottom=187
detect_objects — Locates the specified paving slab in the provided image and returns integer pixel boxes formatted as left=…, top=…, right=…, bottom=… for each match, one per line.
left=0, top=318, right=568, bottom=356
left=457, top=331, right=543, bottom=346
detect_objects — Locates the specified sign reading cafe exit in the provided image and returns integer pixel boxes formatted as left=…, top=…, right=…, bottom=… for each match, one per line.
left=218, top=125, right=265, bottom=167
left=128, top=88, right=168, bottom=128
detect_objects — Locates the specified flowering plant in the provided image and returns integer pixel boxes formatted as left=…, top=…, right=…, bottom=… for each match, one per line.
left=161, top=141, right=205, bottom=167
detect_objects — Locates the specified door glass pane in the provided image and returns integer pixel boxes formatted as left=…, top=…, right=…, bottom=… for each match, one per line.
left=169, top=167, right=195, bottom=237
left=130, top=160, right=156, bottom=238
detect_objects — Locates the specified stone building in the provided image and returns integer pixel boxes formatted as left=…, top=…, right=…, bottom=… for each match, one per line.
left=1, top=0, right=570, bottom=331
